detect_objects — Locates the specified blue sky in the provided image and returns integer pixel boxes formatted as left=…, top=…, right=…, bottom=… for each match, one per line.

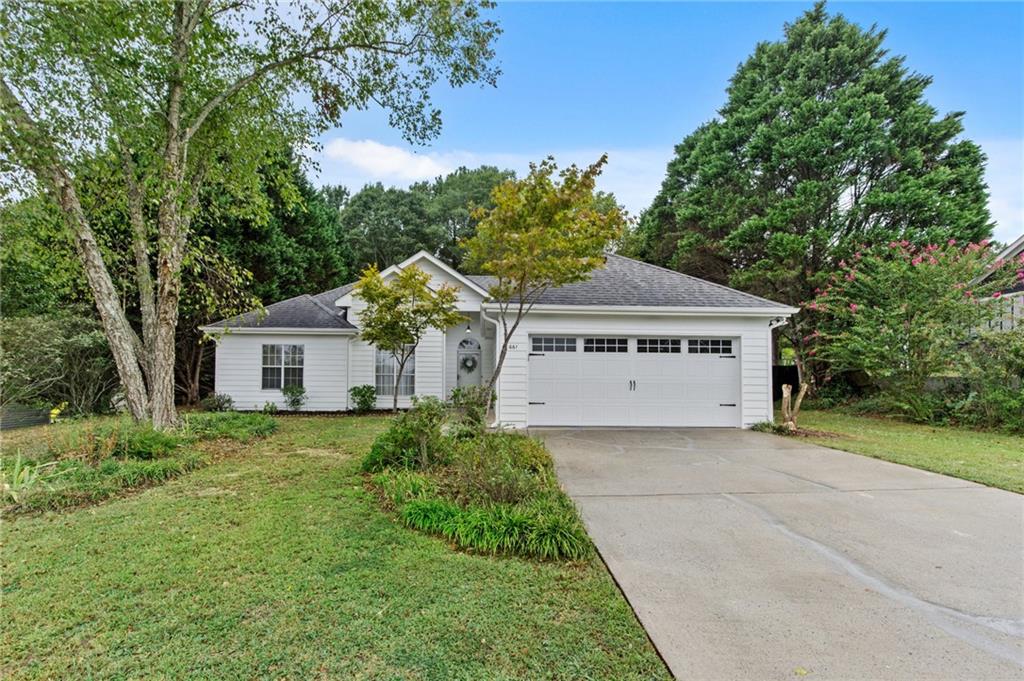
left=312, top=1, right=1024, bottom=244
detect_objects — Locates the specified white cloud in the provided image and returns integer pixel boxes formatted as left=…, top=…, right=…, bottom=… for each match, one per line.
left=313, top=137, right=672, bottom=217
left=978, top=138, right=1024, bottom=245
left=321, top=138, right=453, bottom=183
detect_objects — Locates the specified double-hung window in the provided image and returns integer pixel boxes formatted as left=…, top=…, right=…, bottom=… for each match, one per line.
left=262, top=344, right=304, bottom=389
left=375, top=348, right=415, bottom=396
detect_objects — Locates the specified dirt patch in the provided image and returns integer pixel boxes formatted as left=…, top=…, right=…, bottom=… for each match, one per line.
left=189, top=487, right=238, bottom=498
left=289, top=447, right=353, bottom=459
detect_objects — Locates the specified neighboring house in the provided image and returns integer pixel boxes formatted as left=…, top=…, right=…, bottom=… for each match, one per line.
left=979, top=233, right=1024, bottom=332
left=202, top=251, right=798, bottom=428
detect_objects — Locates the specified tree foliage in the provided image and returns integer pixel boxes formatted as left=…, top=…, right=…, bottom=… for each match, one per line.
left=464, top=155, right=626, bottom=394
left=342, top=166, right=514, bottom=271
left=0, top=0, right=499, bottom=428
left=355, top=264, right=464, bottom=411
left=627, top=2, right=993, bottom=375
left=809, top=241, right=1019, bottom=405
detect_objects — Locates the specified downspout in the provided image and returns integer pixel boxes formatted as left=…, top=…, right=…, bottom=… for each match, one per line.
left=480, top=305, right=501, bottom=427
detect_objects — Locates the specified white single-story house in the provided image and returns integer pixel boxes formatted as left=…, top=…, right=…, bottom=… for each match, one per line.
left=202, top=251, right=798, bottom=428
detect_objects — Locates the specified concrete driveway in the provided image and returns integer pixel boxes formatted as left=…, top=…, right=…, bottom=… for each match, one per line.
left=537, top=428, right=1024, bottom=680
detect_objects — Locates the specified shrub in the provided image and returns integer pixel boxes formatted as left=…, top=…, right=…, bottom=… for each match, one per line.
left=200, top=393, right=234, bottom=412
left=281, top=385, right=307, bottom=411
left=261, top=401, right=278, bottom=415
left=349, top=384, right=377, bottom=413
left=362, top=396, right=448, bottom=472
left=0, top=314, right=119, bottom=414
left=445, top=433, right=553, bottom=505
left=63, top=421, right=184, bottom=461
left=448, top=386, right=491, bottom=432
left=184, top=412, right=278, bottom=441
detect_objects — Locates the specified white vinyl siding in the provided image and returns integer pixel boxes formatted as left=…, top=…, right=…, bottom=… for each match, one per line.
left=213, top=334, right=348, bottom=411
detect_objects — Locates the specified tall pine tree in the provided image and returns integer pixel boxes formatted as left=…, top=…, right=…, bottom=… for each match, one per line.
left=629, top=2, right=992, bottom=374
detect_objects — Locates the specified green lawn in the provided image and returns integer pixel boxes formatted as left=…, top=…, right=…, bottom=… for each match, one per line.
left=794, top=409, right=1024, bottom=493
left=1, top=415, right=669, bottom=680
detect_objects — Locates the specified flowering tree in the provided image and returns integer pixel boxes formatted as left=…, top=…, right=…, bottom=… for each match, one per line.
left=809, top=240, right=1021, bottom=405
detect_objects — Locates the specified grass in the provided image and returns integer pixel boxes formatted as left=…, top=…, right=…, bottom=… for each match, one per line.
left=792, top=408, right=1024, bottom=493
left=2, top=415, right=669, bottom=680
left=1, top=412, right=277, bottom=513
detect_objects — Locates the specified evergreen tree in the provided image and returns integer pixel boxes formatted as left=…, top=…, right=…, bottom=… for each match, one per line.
left=630, top=2, right=993, bottom=374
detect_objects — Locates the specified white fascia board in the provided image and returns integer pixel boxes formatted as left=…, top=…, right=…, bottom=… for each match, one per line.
left=386, top=250, right=490, bottom=297
left=480, top=303, right=800, bottom=317
left=199, top=326, right=357, bottom=336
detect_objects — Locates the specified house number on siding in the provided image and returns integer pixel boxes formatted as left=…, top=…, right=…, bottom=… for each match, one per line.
left=509, top=343, right=519, bottom=351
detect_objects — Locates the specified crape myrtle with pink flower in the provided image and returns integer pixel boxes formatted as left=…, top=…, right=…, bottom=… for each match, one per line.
left=805, top=240, right=1023, bottom=427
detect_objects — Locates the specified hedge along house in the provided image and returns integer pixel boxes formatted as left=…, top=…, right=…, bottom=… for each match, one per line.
left=202, top=251, right=798, bottom=428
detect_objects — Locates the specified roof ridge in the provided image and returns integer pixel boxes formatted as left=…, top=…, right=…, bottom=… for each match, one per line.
left=605, top=252, right=790, bottom=309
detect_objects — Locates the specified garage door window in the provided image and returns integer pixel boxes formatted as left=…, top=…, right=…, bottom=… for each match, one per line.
left=637, top=338, right=681, bottom=354
left=532, top=337, right=576, bottom=352
left=584, top=337, right=628, bottom=353
left=688, top=339, right=733, bottom=355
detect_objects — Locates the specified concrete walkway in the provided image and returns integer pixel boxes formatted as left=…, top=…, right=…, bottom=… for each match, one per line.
left=537, top=428, right=1024, bottom=680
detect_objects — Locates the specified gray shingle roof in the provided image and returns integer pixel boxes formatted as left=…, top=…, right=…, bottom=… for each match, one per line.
left=468, top=253, right=791, bottom=309
left=208, top=253, right=790, bottom=331
left=207, top=285, right=356, bottom=331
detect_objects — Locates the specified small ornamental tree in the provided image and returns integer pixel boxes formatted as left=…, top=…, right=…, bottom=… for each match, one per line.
left=463, top=155, right=626, bottom=396
left=809, top=240, right=1021, bottom=408
left=355, top=265, right=464, bottom=412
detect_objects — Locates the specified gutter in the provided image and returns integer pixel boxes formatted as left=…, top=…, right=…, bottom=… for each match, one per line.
left=479, top=303, right=800, bottom=317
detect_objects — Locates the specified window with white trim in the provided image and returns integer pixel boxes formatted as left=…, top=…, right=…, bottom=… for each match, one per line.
left=584, top=337, right=628, bottom=353
left=262, top=344, right=304, bottom=389
left=687, top=339, right=733, bottom=355
left=532, top=337, right=577, bottom=352
left=375, top=348, right=415, bottom=396
left=637, top=338, right=681, bottom=354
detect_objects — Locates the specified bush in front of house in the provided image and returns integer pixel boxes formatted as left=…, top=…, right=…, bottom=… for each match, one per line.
left=200, top=393, right=234, bottom=412
left=363, top=397, right=592, bottom=562
left=349, top=384, right=377, bottom=413
left=282, top=385, right=307, bottom=412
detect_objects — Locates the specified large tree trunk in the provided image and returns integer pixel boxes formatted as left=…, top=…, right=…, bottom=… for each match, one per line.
left=0, top=78, right=150, bottom=421
left=52, top=173, right=151, bottom=420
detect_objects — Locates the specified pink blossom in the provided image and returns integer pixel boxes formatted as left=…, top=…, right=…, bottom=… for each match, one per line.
left=888, top=241, right=899, bottom=248
left=808, top=349, right=817, bottom=356
left=900, top=240, right=910, bottom=248
left=928, top=257, right=938, bottom=265
left=980, top=239, right=990, bottom=246
left=845, top=271, right=856, bottom=281
left=849, top=303, right=858, bottom=313
left=964, top=290, right=974, bottom=298
left=1017, top=270, right=1024, bottom=281
left=807, top=302, right=818, bottom=311
left=911, top=256, right=923, bottom=266
left=854, top=251, right=862, bottom=260
left=993, top=291, right=1003, bottom=298
left=839, top=259, right=847, bottom=268
left=948, top=239, right=957, bottom=246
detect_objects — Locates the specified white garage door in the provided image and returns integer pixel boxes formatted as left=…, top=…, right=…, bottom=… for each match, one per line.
left=527, top=336, right=741, bottom=427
